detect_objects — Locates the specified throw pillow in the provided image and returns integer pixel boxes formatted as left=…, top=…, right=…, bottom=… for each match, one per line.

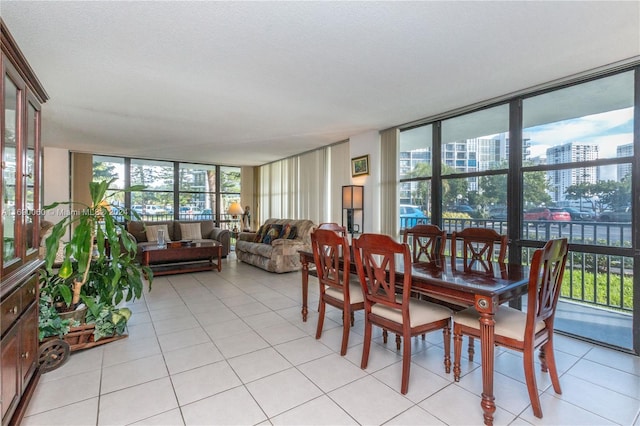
left=145, top=224, right=171, bottom=242
left=279, top=224, right=294, bottom=239
left=179, top=222, right=202, bottom=240
left=262, top=224, right=283, bottom=244
left=286, top=225, right=297, bottom=239
left=254, top=224, right=270, bottom=243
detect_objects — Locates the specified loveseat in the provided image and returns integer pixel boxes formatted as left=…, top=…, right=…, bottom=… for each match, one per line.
left=236, top=218, right=316, bottom=273
left=127, top=220, right=230, bottom=260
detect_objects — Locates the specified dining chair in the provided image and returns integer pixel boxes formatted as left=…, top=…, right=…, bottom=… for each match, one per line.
left=402, top=224, right=446, bottom=262
left=317, top=222, right=348, bottom=236
left=311, top=228, right=364, bottom=356
left=450, top=227, right=507, bottom=272
left=448, top=227, right=508, bottom=361
left=353, top=233, right=452, bottom=394
left=452, top=238, right=568, bottom=418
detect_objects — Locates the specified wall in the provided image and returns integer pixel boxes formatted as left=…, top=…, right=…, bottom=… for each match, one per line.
left=42, top=147, right=70, bottom=226
left=348, top=130, right=381, bottom=234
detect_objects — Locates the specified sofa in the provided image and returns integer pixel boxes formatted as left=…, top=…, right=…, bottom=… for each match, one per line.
left=127, top=220, right=231, bottom=260
left=236, top=218, right=316, bottom=273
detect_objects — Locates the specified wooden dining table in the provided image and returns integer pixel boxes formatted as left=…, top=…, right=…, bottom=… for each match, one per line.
left=299, top=249, right=529, bottom=426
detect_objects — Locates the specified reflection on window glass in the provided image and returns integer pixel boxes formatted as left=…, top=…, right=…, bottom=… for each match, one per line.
left=441, top=104, right=509, bottom=174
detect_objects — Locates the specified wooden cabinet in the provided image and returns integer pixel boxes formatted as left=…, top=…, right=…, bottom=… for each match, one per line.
left=1, top=19, right=48, bottom=426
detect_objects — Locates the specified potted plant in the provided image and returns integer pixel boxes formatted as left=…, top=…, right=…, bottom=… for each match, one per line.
left=39, top=179, right=152, bottom=344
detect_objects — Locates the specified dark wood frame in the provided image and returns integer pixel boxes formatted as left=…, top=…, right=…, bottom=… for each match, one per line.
left=351, top=154, right=369, bottom=177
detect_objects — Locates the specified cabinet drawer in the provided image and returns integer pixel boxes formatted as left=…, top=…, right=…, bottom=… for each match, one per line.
left=1, top=290, right=21, bottom=336
left=20, top=277, right=38, bottom=309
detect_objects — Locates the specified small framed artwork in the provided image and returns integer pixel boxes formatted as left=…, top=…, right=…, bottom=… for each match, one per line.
left=351, top=155, right=370, bottom=177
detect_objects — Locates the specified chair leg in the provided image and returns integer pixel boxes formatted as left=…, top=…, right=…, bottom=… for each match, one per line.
left=396, top=334, right=401, bottom=351
left=523, top=345, right=543, bottom=418
left=361, top=320, right=372, bottom=369
left=539, top=345, right=548, bottom=372
left=400, top=331, right=412, bottom=394
left=542, top=339, right=562, bottom=394
left=443, top=325, right=451, bottom=374
left=350, top=311, right=355, bottom=327
left=383, top=329, right=388, bottom=344
left=340, top=309, right=350, bottom=356
left=468, top=336, right=475, bottom=361
left=315, top=298, right=325, bottom=340
left=453, top=329, right=462, bottom=382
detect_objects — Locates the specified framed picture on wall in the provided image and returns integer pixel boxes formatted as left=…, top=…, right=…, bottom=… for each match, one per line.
left=351, top=155, right=369, bottom=177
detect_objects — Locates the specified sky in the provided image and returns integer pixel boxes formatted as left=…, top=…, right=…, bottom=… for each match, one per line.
left=524, top=108, right=634, bottom=162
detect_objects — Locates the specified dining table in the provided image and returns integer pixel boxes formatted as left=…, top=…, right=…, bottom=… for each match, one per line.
left=298, top=249, right=529, bottom=426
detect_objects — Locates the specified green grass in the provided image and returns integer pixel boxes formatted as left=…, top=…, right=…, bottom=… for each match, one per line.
left=561, top=269, right=633, bottom=311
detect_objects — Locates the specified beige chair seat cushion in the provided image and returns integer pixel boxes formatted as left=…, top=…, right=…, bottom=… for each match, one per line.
left=372, top=296, right=451, bottom=328
left=454, top=306, right=546, bottom=341
left=325, top=277, right=364, bottom=304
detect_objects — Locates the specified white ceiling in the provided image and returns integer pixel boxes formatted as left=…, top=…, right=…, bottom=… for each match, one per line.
left=2, top=1, right=639, bottom=167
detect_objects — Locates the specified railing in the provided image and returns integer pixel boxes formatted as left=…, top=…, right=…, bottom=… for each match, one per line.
left=400, top=217, right=634, bottom=313
left=116, top=212, right=238, bottom=230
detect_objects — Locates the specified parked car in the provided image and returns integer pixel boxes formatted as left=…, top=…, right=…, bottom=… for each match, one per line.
left=447, top=205, right=477, bottom=217
left=131, top=205, right=144, bottom=216
left=524, top=207, right=571, bottom=223
left=488, top=207, right=507, bottom=220
left=561, top=207, right=594, bottom=221
left=599, top=207, right=631, bottom=222
left=144, top=205, right=167, bottom=215
left=400, top=204, right=427, bottom=227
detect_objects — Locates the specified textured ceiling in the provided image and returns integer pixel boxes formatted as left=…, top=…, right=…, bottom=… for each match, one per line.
left=2, top=1, right=639, bottom=166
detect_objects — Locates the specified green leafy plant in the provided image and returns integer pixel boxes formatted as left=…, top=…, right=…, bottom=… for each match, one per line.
left=38, top=296, right=78, bottom=341
left=39, top=179, right=152, bottom=338
left=83, top=296, right=131, bottom=341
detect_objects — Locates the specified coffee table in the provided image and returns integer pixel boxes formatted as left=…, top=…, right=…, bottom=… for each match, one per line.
left=141, top=241, right=222, bottom=277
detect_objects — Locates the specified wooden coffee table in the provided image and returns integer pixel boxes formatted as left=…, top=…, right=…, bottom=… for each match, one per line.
left=141, top=241, right=222, bottom=277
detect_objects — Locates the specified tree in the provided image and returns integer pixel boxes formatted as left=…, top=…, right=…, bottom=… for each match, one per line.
left=523, top=170, right=552, bottom=207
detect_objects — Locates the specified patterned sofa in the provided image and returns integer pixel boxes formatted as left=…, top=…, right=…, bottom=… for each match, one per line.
left=236, top=218, right=316, bottom=273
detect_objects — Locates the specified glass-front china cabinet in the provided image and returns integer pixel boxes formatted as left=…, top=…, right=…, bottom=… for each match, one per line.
left=1, top=19, right=48, bottom=426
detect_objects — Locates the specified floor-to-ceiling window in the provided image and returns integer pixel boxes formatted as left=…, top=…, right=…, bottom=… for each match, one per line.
left=92, top=155, right=240, bottom=227
left=397, top=67, right=637, bottom=352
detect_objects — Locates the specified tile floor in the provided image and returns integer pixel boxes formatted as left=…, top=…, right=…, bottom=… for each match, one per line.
left=23, top=257, right=640, bottom=425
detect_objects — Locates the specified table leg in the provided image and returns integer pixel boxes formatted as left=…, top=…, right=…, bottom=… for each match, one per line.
left=478, top=309, right=496, bottom=425
left=300, top=255, right=309, bottom=322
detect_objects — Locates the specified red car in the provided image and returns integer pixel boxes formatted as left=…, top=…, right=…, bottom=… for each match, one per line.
left=524, top=207, right=571, bottom=222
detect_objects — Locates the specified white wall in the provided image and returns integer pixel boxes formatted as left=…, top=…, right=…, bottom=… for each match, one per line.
left=349, top=130, right=381, bottom=233
left=42, top=147, right=70, bottom=225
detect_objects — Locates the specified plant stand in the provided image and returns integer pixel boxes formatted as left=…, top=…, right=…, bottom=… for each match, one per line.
left=37, top=324, right=128, bottom=372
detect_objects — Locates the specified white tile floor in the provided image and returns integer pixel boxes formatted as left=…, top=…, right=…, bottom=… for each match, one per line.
left=24, top=257, right=640, bottom=425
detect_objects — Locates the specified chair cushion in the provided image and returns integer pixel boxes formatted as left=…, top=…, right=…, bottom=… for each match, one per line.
left=145, top=224, right=171, bottom=242
left=454, top=306, right=546, bottom=341
left=325, top=279, right=364, bottom=304
left=372, top=297, right=451, bottom=328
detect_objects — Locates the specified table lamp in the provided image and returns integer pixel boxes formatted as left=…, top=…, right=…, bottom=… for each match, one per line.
left=228, top=202, right=244, bottom=232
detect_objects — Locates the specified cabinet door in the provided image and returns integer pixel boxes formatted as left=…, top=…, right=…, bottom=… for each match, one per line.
left=0, top=324, right=20, bottom=421
left=25, top=98, right=41, bottom=258
left=20, top=303, right=38, bottom=392
left=2, top=73, right=21, bottom=271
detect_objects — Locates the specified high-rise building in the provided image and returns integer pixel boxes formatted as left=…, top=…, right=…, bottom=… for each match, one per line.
left=616, top=143, right=633, bottom=180
left=546, top=142, right=599, bottom=202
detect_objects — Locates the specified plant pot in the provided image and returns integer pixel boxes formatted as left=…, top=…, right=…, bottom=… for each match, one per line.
left=56, top=304, right=88, bottom=324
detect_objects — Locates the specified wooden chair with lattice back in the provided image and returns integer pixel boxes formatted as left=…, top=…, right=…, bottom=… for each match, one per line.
left=453, top=238, right=568, bottom=419
left=311, top=228, right=364, bottom=356
left=353, top=233, right=452, bottom=394
left=449, top=227, right=508, bottom=361
left=402, top=224, right=446, bottom=262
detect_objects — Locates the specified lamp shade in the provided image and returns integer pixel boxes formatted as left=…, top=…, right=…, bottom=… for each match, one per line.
left=228, top=202, right=244, bottom=216
left=342, top=185, right=363, bottom=209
